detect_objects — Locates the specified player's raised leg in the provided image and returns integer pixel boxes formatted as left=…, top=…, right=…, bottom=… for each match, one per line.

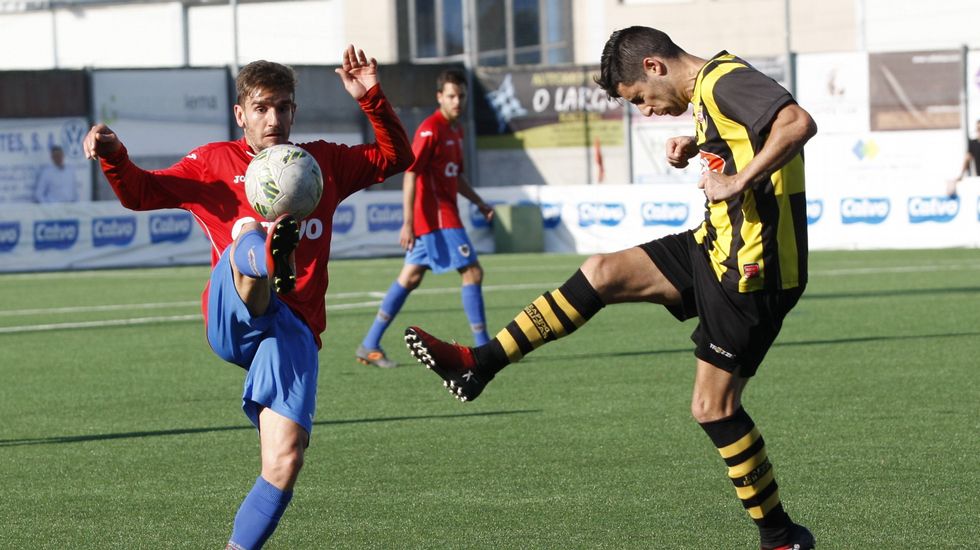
left=692, top=361, right=814, bottom=550
left=227, top=408, right=307, bottom=550
left=230, top=214, right=300, bottom=316
left=406, top=246, right=680, bottom=401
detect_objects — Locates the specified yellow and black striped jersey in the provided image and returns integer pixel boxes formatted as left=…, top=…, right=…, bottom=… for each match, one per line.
left=692, top=51, right=808, bottom=293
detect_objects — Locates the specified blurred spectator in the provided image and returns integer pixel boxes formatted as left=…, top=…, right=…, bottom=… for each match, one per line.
left=948, top=119, right=980, bottom=197
left=34, top=145, right=79, bottom=203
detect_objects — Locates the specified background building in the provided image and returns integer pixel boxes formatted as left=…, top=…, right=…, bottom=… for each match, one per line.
left=1, top=0, right=979, bottom=271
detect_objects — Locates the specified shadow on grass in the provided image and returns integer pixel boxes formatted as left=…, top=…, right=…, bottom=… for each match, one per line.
left=530, top=330, right=980, bottom=363
left=0, top=409, right=541, bottom=448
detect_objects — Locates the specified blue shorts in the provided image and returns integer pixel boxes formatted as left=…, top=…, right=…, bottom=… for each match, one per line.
left=206, top=249, right=319, bottom=435
left=405, top=227, right=478, bottom=274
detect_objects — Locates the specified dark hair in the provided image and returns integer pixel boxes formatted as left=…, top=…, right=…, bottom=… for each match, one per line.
left=437, top=69, right=467, bottom=92
left=236, top=60, right=297, bottom=105
left=50, top=145, right=63, bottom=153
left=595, top=26, right=682, bottom=98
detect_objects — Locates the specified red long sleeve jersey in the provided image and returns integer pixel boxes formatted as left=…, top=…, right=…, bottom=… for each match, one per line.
left=410, top=109, right=465, bottom=236
left=100, top=86, right=412, bottom=347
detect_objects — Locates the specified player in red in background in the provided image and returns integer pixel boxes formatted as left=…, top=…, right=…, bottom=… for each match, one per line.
left=356, top=69, right=494, bottom=368
left=83, top=46, right=412, bottom=549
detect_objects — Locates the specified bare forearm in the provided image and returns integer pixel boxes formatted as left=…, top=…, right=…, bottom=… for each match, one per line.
left=736, top=104, right=817, bottom=191
left=457, top=174, right=485, bottom=206
left=402, top=172, right=417, bottom=226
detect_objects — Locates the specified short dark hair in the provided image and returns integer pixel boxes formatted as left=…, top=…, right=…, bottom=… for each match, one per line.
left=595, top=26, right=683, bottom=98
left=236, top=60, right=297, bottom=105
left=50, top=145, right=63, bottom=153
left=437, top=69, right=467, bottom=92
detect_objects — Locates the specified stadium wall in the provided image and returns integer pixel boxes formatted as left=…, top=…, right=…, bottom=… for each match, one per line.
left=2, top=178, right=977, bottom=273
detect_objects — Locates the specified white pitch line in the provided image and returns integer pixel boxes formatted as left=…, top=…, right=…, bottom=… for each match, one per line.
left=0, top=315, right=201, bottom=334
left=4, top=301, right=200, bottom=317
left=3, top=262, right=978, bottom=335
left=811, top=263, right=980, bottom=276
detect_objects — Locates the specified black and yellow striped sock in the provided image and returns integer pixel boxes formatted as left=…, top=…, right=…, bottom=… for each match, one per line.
left=700, top=407, right=794, bottom=546
left=474, top=269, right=604, bottom=374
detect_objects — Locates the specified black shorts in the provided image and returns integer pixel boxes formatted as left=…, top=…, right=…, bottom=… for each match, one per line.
left=639, top=231, right=804, bottom=377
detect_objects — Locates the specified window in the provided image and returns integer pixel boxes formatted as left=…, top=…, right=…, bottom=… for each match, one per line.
left=415, top=0, right=437, bottom=58
left=411, top=0, right=571, bottom=66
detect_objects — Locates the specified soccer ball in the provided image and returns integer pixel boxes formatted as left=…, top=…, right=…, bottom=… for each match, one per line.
left=244, top=144, right=323, bottom=220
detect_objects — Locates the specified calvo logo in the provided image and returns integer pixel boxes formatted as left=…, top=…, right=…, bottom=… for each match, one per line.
left=150, top=213, right=193, bottom=243
left=578, top=202, right=626, bottom=227
left=540, top=202, right=562, bottom=229
left=512, top=201, right=562, bottom=230
left=34, top=219, right=79, bottom=251
left=92, top=216, right=137, bottom=247
left=641, top=202, right=688, bottom=226
left=367, top=203, right=402, bottom=232
left=333, top=205, right=355, bottom=234
left=908, top=196, right=958, bottom=224
left=806, top=200, right=823, bottom=225
left=840, top=197, right=889, bottom=225
left=0, top=221, right=20, bottom=253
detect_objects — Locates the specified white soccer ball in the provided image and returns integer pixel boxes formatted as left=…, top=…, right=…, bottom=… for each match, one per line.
left=244, top=144, right=323, bottom=221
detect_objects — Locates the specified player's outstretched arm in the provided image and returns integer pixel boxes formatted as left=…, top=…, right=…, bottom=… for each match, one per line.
left=83, top=123, right=122, bottom=160
left=83, top=123, right=191, bottom=211
left=334, top=44, right=378, bottom=100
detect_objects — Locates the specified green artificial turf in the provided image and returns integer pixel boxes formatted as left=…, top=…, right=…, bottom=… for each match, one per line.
left=1, top=249, right=978, bottom=548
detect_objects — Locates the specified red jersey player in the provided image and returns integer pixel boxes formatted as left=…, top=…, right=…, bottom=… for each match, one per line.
left=82, top=46, right=412, bottom=549
left=356, top=69, right=493, bottom=368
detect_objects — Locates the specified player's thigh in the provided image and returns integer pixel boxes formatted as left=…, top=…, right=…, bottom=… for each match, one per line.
left=580, top=246, right=682, bottom=305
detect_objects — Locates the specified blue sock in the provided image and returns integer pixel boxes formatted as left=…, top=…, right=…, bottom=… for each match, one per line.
left=461, top=283, right=490, bottom=345
left=233, top=230, right=268, bottom=279
left=228, top=476, right=292, bottom=550
left=362, top=281, right=411, bottom=350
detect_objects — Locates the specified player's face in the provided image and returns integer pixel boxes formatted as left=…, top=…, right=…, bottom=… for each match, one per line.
left=617, top=75, right=687, bottom=118
left=437, top=83, right=467, bottom=123
left=234, top=87, right=296, bottom=152
left=50, top=148, right=64, bottom=167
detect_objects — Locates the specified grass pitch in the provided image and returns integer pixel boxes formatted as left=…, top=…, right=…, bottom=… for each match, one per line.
left=1, top=248, right=978, bottom=548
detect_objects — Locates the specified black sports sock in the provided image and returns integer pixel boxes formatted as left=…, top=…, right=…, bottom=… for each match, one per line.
left=699, top=407, right=794, bottom=546
left=475, top=269, right=604, bottom=374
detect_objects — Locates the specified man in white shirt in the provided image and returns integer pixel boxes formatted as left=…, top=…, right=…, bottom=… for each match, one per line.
left=34, top=146, right=79, bottom=203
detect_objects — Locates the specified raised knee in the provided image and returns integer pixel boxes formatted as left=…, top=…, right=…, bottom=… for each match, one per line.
left=237, top=220, right=264, bottom=240
left=580, top=254, right=610, bottom=293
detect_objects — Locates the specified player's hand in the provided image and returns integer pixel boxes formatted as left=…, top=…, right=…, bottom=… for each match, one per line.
left=666, top=136, right=698, bottom=168
left=478, top=203, right=494, bottom=223
left=698, top=171, right=744, bottom=202
left=83, top=123, right=122, bottom=160
left=399, top=224, right=415, bottom=251
left=335, top=44, right=378, bottom=100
